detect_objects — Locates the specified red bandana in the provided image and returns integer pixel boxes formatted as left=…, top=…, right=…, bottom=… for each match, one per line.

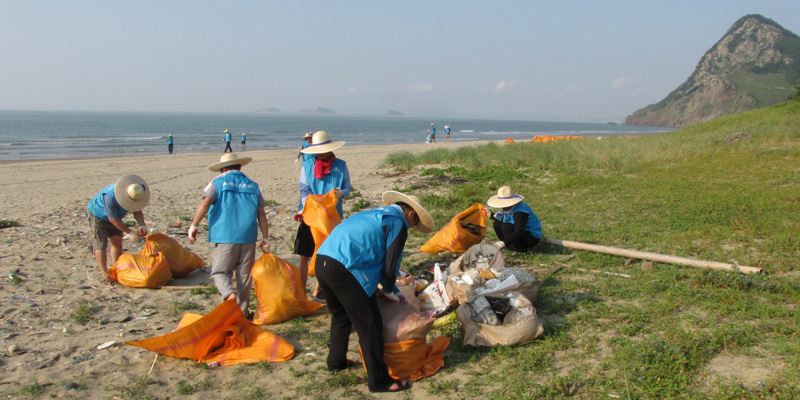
left=314, top=154, right=335, bottom=179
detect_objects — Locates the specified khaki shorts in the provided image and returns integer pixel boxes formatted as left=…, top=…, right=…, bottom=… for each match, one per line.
left=89, top=214, right=122, bottom=251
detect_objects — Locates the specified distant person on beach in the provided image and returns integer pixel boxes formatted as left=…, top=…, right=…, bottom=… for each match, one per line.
left=241, top=132, right=246, bottom=149
left=445, top=125, right=451, bottom=142
left=167, top=135, right=174, bottom=154
left=188, top=153, right=270, bottom=316
left=223, top=129, right=233, bottom=153
left=314, top=191, right=434, bottom=393
left=294, top=130, right=352, bottom=299
left=296, top=132, right=314, bottom=162
left=486, top=185, right=542, bottom=252
left=428, top=123, right=437, bottom=143
left=87, top=174, right=150, bottom=285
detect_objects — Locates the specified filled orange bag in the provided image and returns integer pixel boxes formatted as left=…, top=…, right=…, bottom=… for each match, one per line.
left=125, top=299, right=295, bottom=366
left=140, top=232, right=206, bottom=278
left=419, top=203, right=487, bottom=254
left=251, top=253, right=324, bottom=325
left=301, top=190, right=342, bottom=275
left=383, top=337, right=451, bottom=381
left=108, top=253, right=172, bottom=288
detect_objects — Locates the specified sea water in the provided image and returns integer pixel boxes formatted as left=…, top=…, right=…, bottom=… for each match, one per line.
left=0, top=110, right=673, bottom=161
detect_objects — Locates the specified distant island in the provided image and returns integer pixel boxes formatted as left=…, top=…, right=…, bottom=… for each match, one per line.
left=384, top=110, right=404, bottom=116
left=254, top=107, right=283, bottom=113
left=299, top=107, right=336, bottom=114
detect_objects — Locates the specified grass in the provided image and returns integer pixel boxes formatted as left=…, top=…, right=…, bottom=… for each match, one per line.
left=168, top=300, right=203, bottom=316
left=0, top=219, right=21, bottom=229
left=373, top=100, right=800, bottom=399
left=70, top=301, right=94, bottom=325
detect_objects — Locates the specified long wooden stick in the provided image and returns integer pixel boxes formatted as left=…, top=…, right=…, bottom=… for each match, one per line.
left=542, top=237, right=763, bottom=274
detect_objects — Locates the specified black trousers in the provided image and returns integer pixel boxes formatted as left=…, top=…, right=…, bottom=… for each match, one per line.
left=223, top=142, right=233, bottom=152
left=493, top=220, right=540, bottom=252
left=315, top=255, right=393, bottom=390
left=168, top=144, right=173, bottom=154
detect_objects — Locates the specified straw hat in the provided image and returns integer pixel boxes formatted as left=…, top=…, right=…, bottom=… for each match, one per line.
left=487, top=186, right=525, bottom=208
left=445, top=125, right=449, bottom=129
left=303, top=132, right=313, bottom=139
left=382, top=191, right=435, bottom=233
left=224, top=129, right=229, bottom=133
left=114, top=174, right=150, bottom=212
left=300, top=131, right=345, bottom=154
left=207, top=153, right=253, bottom=172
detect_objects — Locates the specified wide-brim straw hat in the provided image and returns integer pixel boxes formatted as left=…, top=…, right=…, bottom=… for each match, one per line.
left=207, top=153, right=253, bottom=172
left=300, top=130, right=345, bottom=154
left=224, top=129, right=229, bottom=133
left=114, top=174, right=150, bottom=212
left=487, top=186, right=525, bottom=208
left=382, top=191, right=435, bottom=233
left=303, top=132, right=313, bottom=139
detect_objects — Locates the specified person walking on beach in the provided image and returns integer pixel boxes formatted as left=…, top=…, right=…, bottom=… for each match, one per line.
left=241, top=132, right=246, bottom=149
left=296, top=132, right=314, bottom=162
left=428, top=123, right=437, bottom=143
left=87, top=174, right=150, bottom=285
left=314, top=190, right=434, bottom=393
left=167, top=135, right=174, bottom=154
left=294, top=130, right=352, bottom=299
left=188, top=153, right=270, bottom=316
left=486, top=185, right=542, bottom=252
left=223, top=129, right=233, bottom=153
left=445, top=125, right=451, bottom=142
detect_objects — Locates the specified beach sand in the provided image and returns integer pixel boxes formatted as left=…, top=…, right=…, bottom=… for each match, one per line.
left=0, top=142, right=484, bottom=398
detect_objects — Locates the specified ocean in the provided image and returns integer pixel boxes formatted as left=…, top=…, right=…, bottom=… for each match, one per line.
left=0, top=110, right=674, bottom=161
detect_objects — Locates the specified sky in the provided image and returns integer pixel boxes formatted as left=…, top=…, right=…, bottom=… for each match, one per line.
left=2, top=1, right=799, bottom=123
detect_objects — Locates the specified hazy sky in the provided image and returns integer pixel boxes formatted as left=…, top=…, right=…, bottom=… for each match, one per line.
left=2, top=1, right=799, bottom=122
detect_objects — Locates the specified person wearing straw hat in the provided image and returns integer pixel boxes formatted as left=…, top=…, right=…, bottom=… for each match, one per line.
left=486, top=185, right=542, bottom=252
left=295, top=131, right=314, bottom=162
left=87, top=174, right=150, bottom=285
left=313, top=191, right=434, bottom=393
left=427, top=123, right=437, bottom=143
left=445, top=125, right=451, bottom=142
left=294, top=130, right=352, bottom=298
left=222, top=129, right=233, bottom=153
left=187, top=153, right=271, bottom=316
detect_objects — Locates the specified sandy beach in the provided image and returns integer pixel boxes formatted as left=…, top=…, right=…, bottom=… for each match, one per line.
left=0, top=141, right=486, bottom=399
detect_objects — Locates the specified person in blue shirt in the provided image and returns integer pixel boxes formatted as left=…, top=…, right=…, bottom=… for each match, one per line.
left=294, top=130, right=352, bottom=298
left=167, top=135, right=174, bottom=154
left=223, top=129, right=233, bottom=153
left=188, top=153, right=270, bottom=316
left=240, top=132, right=246, bottom=149
left=428, top=123, right=437, bottom=143
left=295, top=132, right=314, bottom=162
left=487, top=186, right=542, bottom=252
left=87, top=174, right=150, bottom=285
left=314, top=191, right=434, bottom=393
left=445, top=125, right=451, bottom=142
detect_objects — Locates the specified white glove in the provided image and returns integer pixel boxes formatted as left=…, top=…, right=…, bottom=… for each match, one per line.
left=334, top=188, right=344, bottom=198
left=188, top=225, right=199, bottom=242
left=260, top=238, right=271, bottom=253
left=383, top=292, right=401, bottom=302
left=123, top=230, right=140, bottom=241
left=493, top=241, right=506, bottom=250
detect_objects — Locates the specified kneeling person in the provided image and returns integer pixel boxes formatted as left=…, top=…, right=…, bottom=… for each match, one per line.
left=487, top=185, right=542, bottom=252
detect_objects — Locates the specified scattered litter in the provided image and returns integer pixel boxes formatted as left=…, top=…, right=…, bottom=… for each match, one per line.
left=11, top=295, right=37, bottom=307
left=97, top=341, right=117, bottom=350
left=71, top=355, right=93, bottom=363
left=7, top=344, right=20, bottom=355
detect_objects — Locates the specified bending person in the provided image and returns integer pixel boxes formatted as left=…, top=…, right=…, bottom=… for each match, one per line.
left=487, top=185, right=542, bottom=251
left=314, top=191, right=434, bottom=393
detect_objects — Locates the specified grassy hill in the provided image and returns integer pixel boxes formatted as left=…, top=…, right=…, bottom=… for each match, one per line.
left=377, top=99, right=800, bottom=398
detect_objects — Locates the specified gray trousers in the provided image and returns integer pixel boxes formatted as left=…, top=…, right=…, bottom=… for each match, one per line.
left=211, top=243, right=256, bottom=315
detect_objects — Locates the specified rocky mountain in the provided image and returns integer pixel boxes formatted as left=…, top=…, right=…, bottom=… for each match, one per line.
left=625, top=14, right=800, bottom=127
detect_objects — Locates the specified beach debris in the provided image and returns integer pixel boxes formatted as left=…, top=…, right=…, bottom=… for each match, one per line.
left=63, top=382, right=79, bottom=390
left=71, top=355, right=93, bottom=363
left=97, top=341, right=117, bottom=350
left=12, top=295, right=37, bottom=307
left=8, top=344, right=20, bottom=355
left=100, top=311, right=131, bottom=325
left=38, top=353, right=62, bottom=369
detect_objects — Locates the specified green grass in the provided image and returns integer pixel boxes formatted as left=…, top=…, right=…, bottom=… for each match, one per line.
left=168, top=300, right=203, bottom=316
left=374, top=99, right=800, bottom=399
left=70, top=301, right=94, bottom=325
left=0, top=219, right=21, bottom=229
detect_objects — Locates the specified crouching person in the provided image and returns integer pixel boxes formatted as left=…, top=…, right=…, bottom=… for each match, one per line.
left=487, top=185, right=542, bottom=252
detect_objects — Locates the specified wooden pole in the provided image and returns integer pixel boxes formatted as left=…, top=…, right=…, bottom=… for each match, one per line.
left=542, top=237, right=763, bottom=275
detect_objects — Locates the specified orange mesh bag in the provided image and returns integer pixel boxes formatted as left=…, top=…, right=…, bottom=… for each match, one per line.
left=419, top=203, right=487, bottom=254
left=125, top=299, right=295, bottom=366
left=251, top=253, right=324, bottom=325
left=108, top=253, right=172, bottom=288
left=141, top=232, right=206, bottom=278
left=383, top=337, right=451, bottom=381
left=301, top=190, right=342, bottom=275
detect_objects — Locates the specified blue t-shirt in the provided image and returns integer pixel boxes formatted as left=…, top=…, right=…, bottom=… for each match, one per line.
left=204, top=171, right=265, bottom=243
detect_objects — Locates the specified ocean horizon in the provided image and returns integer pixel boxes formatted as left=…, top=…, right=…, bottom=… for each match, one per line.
left=0, top=110, right=674, bottom=161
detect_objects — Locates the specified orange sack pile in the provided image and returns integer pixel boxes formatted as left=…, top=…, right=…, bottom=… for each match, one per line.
left=140, top=232, right=205, bottom=278
left=301, top=189, right=341, bottom=275
left=125, top=299, right=295, bottom=366
left=531, top=135, right=584, bottom=143
left=108, top=252, right=172, bottom=288
left=251, top=253, right=324, bottom=325
left=419, top=203, right=487, bottom=254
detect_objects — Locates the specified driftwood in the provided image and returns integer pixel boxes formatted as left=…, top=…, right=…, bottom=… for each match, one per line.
left=159, top=285, right=210, bottom=290
left=543, top=237, right=763, bottom=275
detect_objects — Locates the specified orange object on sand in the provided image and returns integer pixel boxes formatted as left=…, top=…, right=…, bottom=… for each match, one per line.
left=251, top=253, right=324, bottom=325
left=419, top=203, right=487, bottom=254
left=506, top=138, right=515, bottom=143
left=141, top=233, right=205, bottom=278
left=301, top=190, right=342, bottom=275
left=108, top=253, right=172, bottom=288
left=384, top=337, right=451, bottom=381
left=125, top=299, right=295, bottom=366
